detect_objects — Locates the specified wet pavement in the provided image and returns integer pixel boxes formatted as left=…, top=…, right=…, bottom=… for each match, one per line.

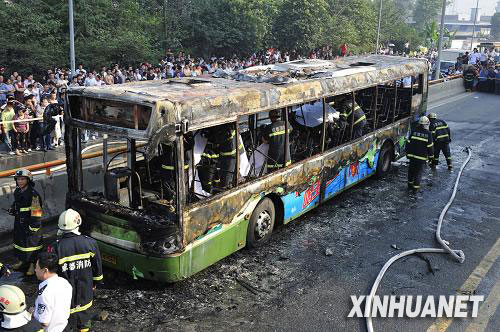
left=1, top=92, right=499, bottom=331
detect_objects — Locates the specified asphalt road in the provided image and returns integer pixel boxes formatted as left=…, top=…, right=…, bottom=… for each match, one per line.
left=1, top=92, right=499, bottom=332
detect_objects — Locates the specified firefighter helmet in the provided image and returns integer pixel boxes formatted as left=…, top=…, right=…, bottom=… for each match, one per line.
left=0, top=285, right=26, bottom=314
left=419, top=116, right=430, bottom=126
left=58, top=209, right=82, bottom=231
left=428, top=113, right=437, bottom=119
left=14, top=169, right=33, bottom=182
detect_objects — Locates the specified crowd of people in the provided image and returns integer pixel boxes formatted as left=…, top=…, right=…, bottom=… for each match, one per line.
left=457, top=48, right=500, bottom=93
left=0, top=74, right=65, bottom=156
left=1, top=45, right=499, bottom=158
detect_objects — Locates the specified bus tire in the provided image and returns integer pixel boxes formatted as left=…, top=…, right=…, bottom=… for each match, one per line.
left=246, top=198, right=275, bottom=248
left=376, top=143, right=393, bottom=178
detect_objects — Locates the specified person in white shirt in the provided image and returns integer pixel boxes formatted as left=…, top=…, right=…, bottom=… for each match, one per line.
left=469, top=48, right=480, bottom=64
left=75, top=64, right=86, bottom=76
left=479, top=51, right=488, bottom=65
left=33, top=252, right=72, bottom=332
left=84, top=72, right=97, bottom=87
left=24, top=83, right=40, bottom=106
left=23, top=74, right=35, bottom=88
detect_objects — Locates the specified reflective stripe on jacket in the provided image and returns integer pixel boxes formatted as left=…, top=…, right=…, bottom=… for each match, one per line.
left=407, top=125, right=434, bottom=161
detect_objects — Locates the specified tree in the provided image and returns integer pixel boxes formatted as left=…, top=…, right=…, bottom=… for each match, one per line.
left=413, top=0, right=446, bottom=32
left=0, top=0, right=163, bottom=75
left=424, top=21, right=439, bottom=48
left=272, top=0, right=331, bottom=52
left=491, top=13, right=500, bottom=40
left=326, top=0, right=377, bottom=53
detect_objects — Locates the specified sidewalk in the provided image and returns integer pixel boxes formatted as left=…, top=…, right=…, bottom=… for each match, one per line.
left=0, top=144, right=66, bottom=171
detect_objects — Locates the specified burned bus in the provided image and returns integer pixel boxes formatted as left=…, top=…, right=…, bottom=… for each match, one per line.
left=64, top=55, right=428, bottom=282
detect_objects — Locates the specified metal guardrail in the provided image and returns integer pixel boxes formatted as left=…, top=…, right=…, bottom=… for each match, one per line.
left=0, top=144, right=128, bottom=178
left=428, top=74, right=463, bottom=86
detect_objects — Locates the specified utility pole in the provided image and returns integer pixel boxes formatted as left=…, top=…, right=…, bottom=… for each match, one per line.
left=68, top=0, right=76, bottom=79
left=164, top=0, right=168, bottom=56
left=434, top=0, right=447, bottom=80
left=376, top=0, right=383, bottom=54
left=470, top=0, right=480, bottom=51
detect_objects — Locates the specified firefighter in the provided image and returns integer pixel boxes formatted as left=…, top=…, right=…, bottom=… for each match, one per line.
left=8, top=169, right=43, bottom=276
left=406, top=116, right=434, bottom=191
left=463, top=65, right=477, bottom=91
left=0, top=285, right=41, bottom=331
left=428, top=113, right=452, bottom=170
left=215, top=124, right=242, bottom=190
left=49, top=209, right=103, bottom=332
left=339, top=97, right=367, bottom=139
left=158, top=134, right=193, bottom=201
left=198, top=128, right=220, bottom=194
left=262, top=109, right=291, bottom=173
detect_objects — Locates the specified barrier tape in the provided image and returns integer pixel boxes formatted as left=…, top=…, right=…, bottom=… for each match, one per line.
left=0, top=115, right=62, bottom=125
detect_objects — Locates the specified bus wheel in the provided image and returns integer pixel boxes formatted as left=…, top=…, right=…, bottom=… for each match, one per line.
left=376, top=143, right=393, bottom=178
left=246, top=198, right=275, bottom=248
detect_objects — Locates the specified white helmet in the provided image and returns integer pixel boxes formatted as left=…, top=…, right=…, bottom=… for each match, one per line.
left=0, top=285, right=26, bottom=314
left=58, top=209, right=82, bottom=232
left=14, top=169, right=33, bottom=182
left=428, top=112, right=437, bottom=119
left=419, top=116, right=430, bottom=126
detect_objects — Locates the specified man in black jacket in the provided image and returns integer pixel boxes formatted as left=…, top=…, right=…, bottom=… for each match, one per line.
left=49, top=209, right=103, bottom=332
left=262, top=109, right=291, bottom=173
left=339, top=98, right=367, bottom=139
left=406, top=116, right=434, bottom=191
left=428, top=112, right=452, bottom=170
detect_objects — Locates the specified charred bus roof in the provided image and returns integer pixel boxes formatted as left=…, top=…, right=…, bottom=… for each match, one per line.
left=67, top=55, right=428, bottom=152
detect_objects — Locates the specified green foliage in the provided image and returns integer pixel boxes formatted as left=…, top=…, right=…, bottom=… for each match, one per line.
left=0, top=0, right=442, bottom=76
left=424, top=21, right=439, bottom=47
left=491, top=13, right=500, bottom=40
left=413, top=0, right=450, bottom=32
left=272, top=0, right=330, bottom=52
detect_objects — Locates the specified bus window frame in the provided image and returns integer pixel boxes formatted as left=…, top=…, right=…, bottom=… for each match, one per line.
left=66, top=96, right=154, bottom=140
left=101, top=72, right=427, bottom=211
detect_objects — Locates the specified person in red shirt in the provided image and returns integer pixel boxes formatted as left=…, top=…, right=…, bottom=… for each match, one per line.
left=341, top=43, right=348, bottom=57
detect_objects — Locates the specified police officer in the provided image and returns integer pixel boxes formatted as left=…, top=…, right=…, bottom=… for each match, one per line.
left=49, top=209, right=103, bottom=332
left=428, top=113, right=452, bottom=170
left=406, top=116, right=434, bottom=191
left=34, top=252, right=72, bottom=332
left=0, top=285, right=41, bottom=331
left=339, top=98, right=367, bottom=139
left=262, top=109, right=291, bottom=173
left=8, top=169, right=43, bottom=276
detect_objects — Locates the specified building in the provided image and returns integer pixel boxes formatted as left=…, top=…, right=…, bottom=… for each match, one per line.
left=442, top=7, right=493, bottom=49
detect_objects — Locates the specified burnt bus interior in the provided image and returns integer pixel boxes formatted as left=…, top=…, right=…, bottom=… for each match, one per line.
left=67, top=73, right=424, bottom=235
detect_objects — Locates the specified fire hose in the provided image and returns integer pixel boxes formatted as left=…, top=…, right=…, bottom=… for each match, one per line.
left=366, top=147, right=472, bottom=332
